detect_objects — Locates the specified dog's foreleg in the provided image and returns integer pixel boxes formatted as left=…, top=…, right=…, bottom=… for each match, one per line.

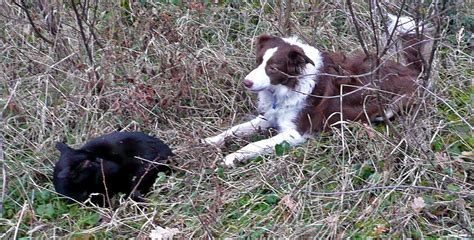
left=202, top=115, right=271, bottom=147
left=223, top=129, right=305, bottom=167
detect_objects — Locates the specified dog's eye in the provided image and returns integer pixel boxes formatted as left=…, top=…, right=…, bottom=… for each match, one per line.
left=269, top=65, right=279, bottom=73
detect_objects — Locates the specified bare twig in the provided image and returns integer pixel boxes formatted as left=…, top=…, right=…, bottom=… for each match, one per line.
left=346, top=0, right=369, bottom=57
left=422, top=2, right=443, bottom=87
left=13, top=0, right=53, bottom=45
left=345, top=1, right=438, bottom=143
left=100, top=160, right=112, bottom=207
left=301, top=185, right=468, bottom=196
left=13, top=202, right=28, bottom=239
left=0, top=117, right=6, bottom=218
left=83, top=0, right=104, bottom=49
left=367, top=0, right=403, bottom=140
left=70, top=0, right=94, bottom=65
left=190, top=200, right=214, bottom=239
left=279, top=0, right=293, bottom=35
left=376, top=0, right=406, bottom=58
left=127, top=157, right=159, bottom=201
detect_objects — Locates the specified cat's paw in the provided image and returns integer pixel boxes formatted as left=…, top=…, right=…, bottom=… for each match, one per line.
left=130, top=191, right=146, bottom=202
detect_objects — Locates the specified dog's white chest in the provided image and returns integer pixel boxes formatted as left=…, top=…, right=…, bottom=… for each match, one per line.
left=258, top=89, right=304, bottom=131
left=261, top=104, right=299, bottom=132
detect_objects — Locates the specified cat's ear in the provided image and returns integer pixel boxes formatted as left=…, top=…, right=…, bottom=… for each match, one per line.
left=55, top=142, right=73, bottom=153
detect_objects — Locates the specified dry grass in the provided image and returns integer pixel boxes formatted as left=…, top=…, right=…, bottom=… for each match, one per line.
left=1, top=0, right=473, bottom=238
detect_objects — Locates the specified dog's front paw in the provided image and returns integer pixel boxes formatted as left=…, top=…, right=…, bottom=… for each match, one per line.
left=201, top=135, right=225, bottom=147
left=222, top=153, right=242, bottom=168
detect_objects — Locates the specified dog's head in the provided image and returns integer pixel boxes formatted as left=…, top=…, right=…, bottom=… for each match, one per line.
left=242, top=35, right=315, bottom=92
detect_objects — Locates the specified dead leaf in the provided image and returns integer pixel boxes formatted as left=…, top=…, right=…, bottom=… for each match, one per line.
left=279, top=194, right=298, bottom=213
left=189, top=2, right=205, bottom=12
left=359, top=123, right=376, bottom=139
left=411, top=197, right=426, bottom=213
left=149, top=226, right=180, bottom=240
left=326, top=214, right=339, bottom=227
left=365, top=124, right=376, bottom=139
left=373, top=224, right=389, bottom=235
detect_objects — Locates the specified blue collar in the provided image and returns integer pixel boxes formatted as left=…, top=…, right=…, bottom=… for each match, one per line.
left=272, top=95, right=278, bottom=109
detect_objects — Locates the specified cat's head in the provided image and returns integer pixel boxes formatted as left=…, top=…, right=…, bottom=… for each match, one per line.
left=53, top=142, right=100, bottom=202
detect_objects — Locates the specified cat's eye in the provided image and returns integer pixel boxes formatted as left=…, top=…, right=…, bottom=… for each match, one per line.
left=79, top=160, right=92, bottom=169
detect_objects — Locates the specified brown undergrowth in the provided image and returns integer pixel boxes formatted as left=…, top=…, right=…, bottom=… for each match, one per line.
left=1, top=1, right=472, bottom=238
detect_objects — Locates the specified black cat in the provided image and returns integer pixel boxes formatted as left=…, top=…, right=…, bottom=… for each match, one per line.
left=53, top=132, right=173, bottom=205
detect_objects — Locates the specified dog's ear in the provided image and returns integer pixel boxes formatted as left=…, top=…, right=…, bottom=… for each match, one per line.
left=255, top=34, right=274, bottom=52
left=288, top=46, right=314, bottom=67
left=56, top=142, right=73, bottom=153
left=287, top=46, right=315, bottom=75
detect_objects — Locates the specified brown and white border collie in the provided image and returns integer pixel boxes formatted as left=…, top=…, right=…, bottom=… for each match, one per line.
left=204, top=15, right=432, bottom=167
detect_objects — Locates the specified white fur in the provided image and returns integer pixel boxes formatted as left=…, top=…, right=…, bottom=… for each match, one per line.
left=204, top=36, right=323, bottom=167
left=374, top=109, right=395, bottom=122
left=202, top=115, right=271, bottom=146
left=223, top=129, right=305, bottom=166
left=387, top=14, right=419, bottom=34
left=244, top=47, right=278, bottom=91
left=256, top=37, right=322, bottom=132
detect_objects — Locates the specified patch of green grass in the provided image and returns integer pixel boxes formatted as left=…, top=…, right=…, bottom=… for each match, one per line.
left=433, top=86, right=474, bottom=155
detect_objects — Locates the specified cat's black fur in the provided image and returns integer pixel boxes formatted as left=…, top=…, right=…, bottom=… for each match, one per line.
left=53, top=132, right=173, bottom=205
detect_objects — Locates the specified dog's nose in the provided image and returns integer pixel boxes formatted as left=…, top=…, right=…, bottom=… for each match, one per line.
left=243, top=79, right=253, bottom=88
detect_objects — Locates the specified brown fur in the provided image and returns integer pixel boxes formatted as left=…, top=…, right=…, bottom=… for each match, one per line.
left=296, top=51, right=419, bottom=134
left=255, top=35, right=314, bottom=89
left=252, top=33, right=427, bottom=135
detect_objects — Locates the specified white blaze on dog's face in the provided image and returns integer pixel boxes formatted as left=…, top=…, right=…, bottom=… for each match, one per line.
left=243, top=47, right=278, bottom=91
left=242, top=35, right=315, bottom=92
